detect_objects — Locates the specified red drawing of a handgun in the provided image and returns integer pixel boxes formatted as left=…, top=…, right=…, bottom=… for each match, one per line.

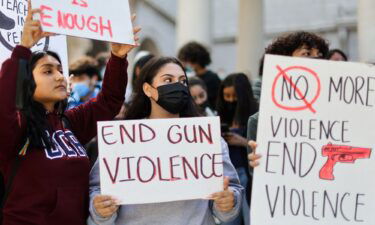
left=319, top=143, right=371, bottom=180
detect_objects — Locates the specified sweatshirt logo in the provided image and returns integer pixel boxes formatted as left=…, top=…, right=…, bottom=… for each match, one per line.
left=44, top=130, right=87, bottom=160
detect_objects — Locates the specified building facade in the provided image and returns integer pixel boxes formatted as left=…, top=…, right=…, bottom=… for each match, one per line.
left=68, top=0, right=375, bottom=80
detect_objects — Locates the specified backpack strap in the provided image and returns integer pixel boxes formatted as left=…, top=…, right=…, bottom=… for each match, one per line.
left=15, top=59, right=29, bottom=110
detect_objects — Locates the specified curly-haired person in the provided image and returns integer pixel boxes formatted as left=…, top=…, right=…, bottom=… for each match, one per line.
left=247, top=31, right=329, bottom=203
left=265, top=31, right=329, bottom=58
left=252, top=31, right=329, bottom=102
left=178, top=42, right=221, bottom=108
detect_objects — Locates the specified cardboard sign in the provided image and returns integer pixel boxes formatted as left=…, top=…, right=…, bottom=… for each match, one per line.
left=251, top=55, right=375, bottom=225
left=31, top=0, right=134, bottom=44
left=0, top=0, right=68, bottom=75
left=97, top=117, right=224, bottom=205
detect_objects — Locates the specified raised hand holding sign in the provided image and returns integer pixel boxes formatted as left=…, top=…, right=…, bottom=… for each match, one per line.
left=21, top=1, right=55, bottom=49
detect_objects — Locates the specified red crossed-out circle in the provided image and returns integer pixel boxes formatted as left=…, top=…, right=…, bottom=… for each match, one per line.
left=271, top=65, right=321, bottom=113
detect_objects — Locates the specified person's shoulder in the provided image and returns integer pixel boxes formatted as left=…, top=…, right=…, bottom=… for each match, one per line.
left=206, top=70, right=219, bottom=76
left=204, top=70, right=221, bottom=81
left=248, top=112, right=259, bottom=123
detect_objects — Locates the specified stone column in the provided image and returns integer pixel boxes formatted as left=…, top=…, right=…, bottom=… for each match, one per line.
left=236, top=0, right=264, bottom=79
left=176, top=0, right=211, bottom=49
left=358, top=0, right=375, bottom=62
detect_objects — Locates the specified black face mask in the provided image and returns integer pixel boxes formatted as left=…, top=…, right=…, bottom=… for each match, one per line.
left=155, top=82, right=189, bottom=114
left=222, top=101, right=237, bottom=124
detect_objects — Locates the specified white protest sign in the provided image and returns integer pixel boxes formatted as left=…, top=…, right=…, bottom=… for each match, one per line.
left=251, top=55, right=375, bottom=225
left=97, top=117, right=224, bottom=205
left=0, top=0, right=68, bottom=75
left=31, top=0, right=134, bottom=44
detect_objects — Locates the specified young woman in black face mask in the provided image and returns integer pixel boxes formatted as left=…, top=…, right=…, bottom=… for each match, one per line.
left=216, top=73, right=258, bottom=225
left=87, top=57, right=244, bottom=225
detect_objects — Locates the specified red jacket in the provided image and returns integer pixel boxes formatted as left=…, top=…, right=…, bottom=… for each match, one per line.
left=0, top=45, right=128, bottom=225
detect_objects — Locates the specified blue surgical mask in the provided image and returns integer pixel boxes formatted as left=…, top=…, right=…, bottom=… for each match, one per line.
left=72, top=82, right=90, bottom=100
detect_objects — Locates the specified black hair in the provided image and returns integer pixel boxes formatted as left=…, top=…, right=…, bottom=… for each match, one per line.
left=22, top=51, right=67, bottom=149
left=125, top=56, right=200, bottom=119
left=258, top=55, right=265, bottom=77
left=188, top=76, right=207, bottom=91
left=177, top=42, right=211, bottom=68
left=327, top=49, right=348, bottom=61
left=216, top=73, right=259, bottom=128
left=96, top=52, right=110, bottom=68
left=265, top=31, right=329, bottom=58
left=131, top=54, right=155, bottom=89
left=69, top=56, right=101, bottom=81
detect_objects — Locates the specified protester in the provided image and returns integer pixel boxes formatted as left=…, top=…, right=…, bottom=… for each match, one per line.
left=216, top=73, right=258, bottom=225
left=0, top=2, right=140, bottom=224
left=131, top=52, right=154, bottom=93
left=327, top=49, right=348, bottom=61
left=68, top=56, right=101, bottom=108
left=178, top=41, right=221, bottom=108
left=88, top=56, right=243, bottom=225
left=247, top=31, right=329, bottom=169
left=189, top=76, right=216, bottom=116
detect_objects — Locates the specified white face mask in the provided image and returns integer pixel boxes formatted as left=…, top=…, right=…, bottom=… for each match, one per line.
left=185, top=65, right=196, bottom=77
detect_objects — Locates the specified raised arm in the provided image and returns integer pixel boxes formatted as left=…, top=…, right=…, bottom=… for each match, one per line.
left=0, top=2, right=54, bottom=160
left=0, top=46, right=30, bottom=160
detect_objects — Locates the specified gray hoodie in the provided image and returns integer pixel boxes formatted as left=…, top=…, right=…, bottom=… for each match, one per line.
left=88, top=138, right=243, bottom=225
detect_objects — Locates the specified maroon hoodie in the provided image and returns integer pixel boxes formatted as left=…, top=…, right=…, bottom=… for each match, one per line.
left=0, top=45, right=128, bottom=225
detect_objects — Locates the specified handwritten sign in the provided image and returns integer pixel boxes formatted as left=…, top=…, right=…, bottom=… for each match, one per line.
left=0, top=0, right=68, bottom=75
left=31, top=0, right=134, bottom=44
left=251, top=55, right=375, bottom=225
left=97, top=117, right=224, bottom=204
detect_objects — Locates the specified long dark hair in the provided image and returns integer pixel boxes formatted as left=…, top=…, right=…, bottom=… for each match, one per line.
left=131, top=54, right=154, bottom=89
left=125, top=57, right=200, bottom=119
left=22, top=51, right=67, bottom=149
left=216, top=73, right=258, bottom=128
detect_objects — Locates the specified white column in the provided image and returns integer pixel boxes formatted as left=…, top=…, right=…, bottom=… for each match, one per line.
left=236, top=0, right=264, bottom=79
left=358, top=0, right=375, bottom=62
left=176, top=0, right=211, bottom=49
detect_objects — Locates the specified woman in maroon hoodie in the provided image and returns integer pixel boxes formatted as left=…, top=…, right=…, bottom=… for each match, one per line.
left=0, top=2, right=140, bottom=225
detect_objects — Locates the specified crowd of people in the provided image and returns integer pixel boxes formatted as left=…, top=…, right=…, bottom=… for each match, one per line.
left=0, top=2, right=351, bottom=225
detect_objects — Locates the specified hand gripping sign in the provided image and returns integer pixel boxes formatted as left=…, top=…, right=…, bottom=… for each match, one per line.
left=0, top=0, right=68, bottom=74
left=97, top=117, right=224, bottom=205
left=251, top=55, right=375, bottom=225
